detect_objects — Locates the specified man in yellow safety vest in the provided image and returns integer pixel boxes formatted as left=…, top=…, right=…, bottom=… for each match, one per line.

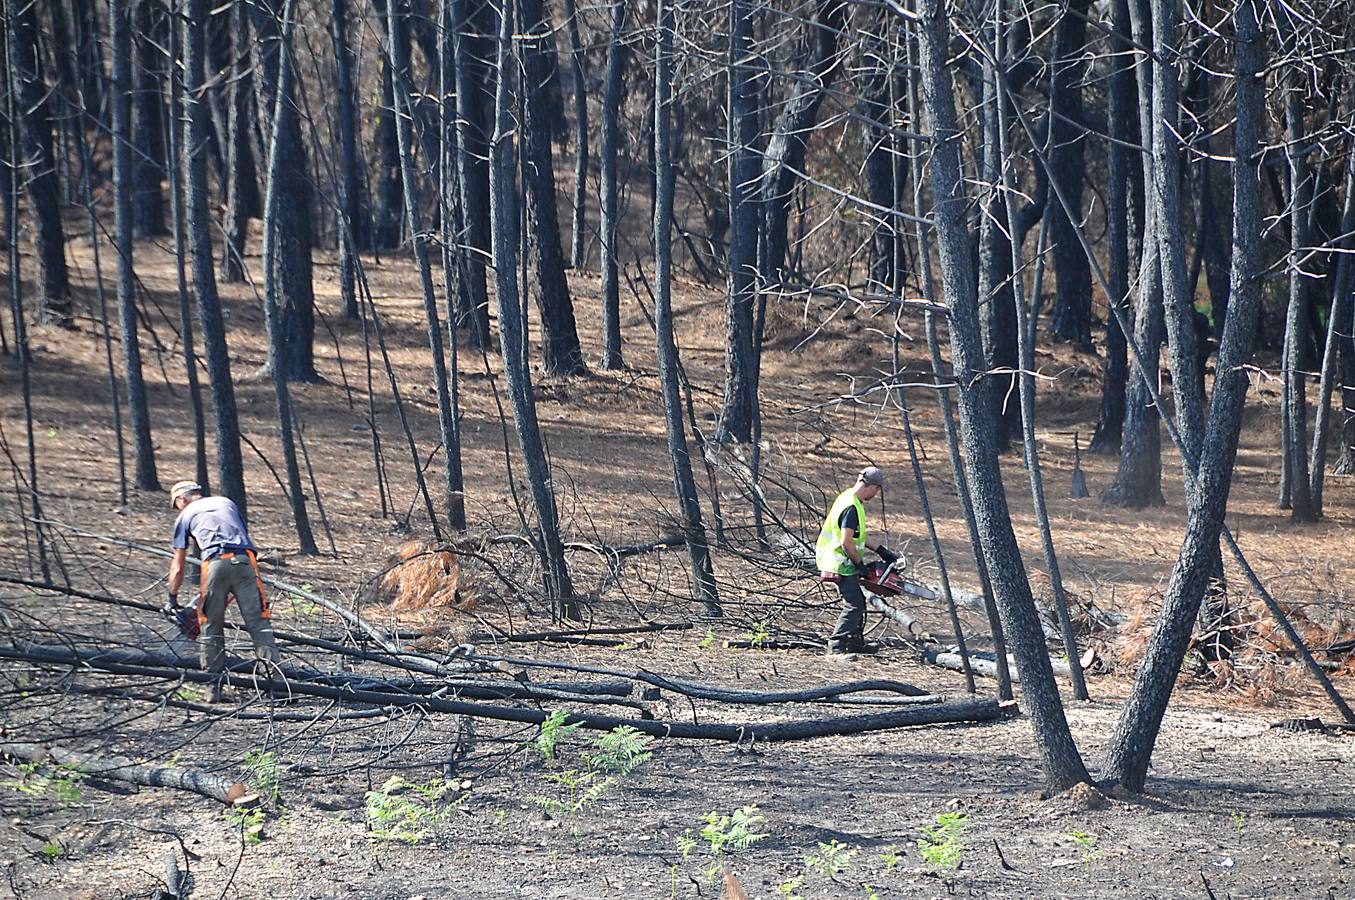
left=816, top=466, right=899, bottom=659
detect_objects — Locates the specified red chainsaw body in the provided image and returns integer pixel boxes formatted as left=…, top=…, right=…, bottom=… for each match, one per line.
left=820, top=561, right=906, bottom=597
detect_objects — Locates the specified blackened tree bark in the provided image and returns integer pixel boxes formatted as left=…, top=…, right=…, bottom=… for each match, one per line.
left=1101, top=0, right=1266, bottom=790
left=331, top=0, right=365, bottom=318
left=718, top=0, right=759, bottom=444
left=260, top=0, right=317, bottom=555
left=132, top=0, right=167, bottom=238
left=111, top=0, right=159, bottom=492
left=437, top=0, right=467, bottom=530
left=388, top=0, right=463, bottom=532
left=917, top=0, right=1089, bottom=795
left=518, top=0, right=586, bottom=376
left=1148, top=0, right=1205, bottom=493
left=219, top=1, right=260, bottom=284
left=562, top=0, right=588, bottom=269
left=1280, top=78, right=1315, bottom=521
left=452, top=0, right=493, bottom=347
left=1311, top=119, right=1355, bottom=499
left=71, top=0, right=104, bottom=115
left=862, top=25, right=898, bottom=292
left=166, top=0, right=209, bottom=491
left=655, top=0, right=721, bottom=617
left=184, top=0, right=247, bottom=516
left=251, top=0, right=319, bottom=383
left=597, top=0, right=626, bottom=370
left=1047, top=0, right=1093, bottom=347
left=1102, top=0, right=1164, bottom=508
left=487, top=0, right=576, bottom=616
left=978, top=49, right=1020, bottom=451
left=1089, top=0, right=1134, bottom=454
left=8, top=0, right=70, bottom=322
left=373, top=4, right=405, bottom=251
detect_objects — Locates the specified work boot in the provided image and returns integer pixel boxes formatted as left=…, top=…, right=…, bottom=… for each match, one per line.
left=851, top=642, right=881, bottom=656
left=825, top=648, right=858, bottom=663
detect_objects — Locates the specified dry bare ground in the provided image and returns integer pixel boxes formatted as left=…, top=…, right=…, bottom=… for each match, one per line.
left=1, top=236, right=1352, bottom=898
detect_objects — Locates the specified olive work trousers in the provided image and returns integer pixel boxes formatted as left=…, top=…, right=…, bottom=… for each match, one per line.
left=200, top=555, right=282, bottom=675
left=827, top=575, right=867, bottom=653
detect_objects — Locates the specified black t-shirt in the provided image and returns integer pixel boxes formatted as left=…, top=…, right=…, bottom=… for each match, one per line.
left=838, top=505, right=860, bottom=535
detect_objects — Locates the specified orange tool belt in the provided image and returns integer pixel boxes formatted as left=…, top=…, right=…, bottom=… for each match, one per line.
left=197, top=548, right=271, bottom=626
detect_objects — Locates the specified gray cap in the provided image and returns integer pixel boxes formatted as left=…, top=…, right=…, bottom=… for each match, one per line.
left=857, top=466, right=885, bottom=489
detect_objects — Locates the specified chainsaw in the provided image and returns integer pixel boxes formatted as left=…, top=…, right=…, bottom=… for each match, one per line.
left=859, top=559, right=909, bottom=598
left=163, top=592, right=200, bottom=640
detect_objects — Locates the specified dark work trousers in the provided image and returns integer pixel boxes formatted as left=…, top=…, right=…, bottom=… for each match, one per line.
left=827, top=575, right=867, bottom=652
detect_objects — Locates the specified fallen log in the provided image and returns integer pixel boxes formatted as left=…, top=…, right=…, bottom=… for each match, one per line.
left=3, top=644, right=1013, bottom=742
left=0, top=741, right=252, bottom=806
left=922, top=648, right=1091, bottom=683
left=13, top=644, right=645, bottom=711
left=633, top=672, right=934, bottom=704
left=475, top=622, right=693, bottom=644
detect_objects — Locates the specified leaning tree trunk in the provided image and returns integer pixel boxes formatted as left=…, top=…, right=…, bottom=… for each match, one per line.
left=654, top=0, right=721, bottom=617
left=388, top=0, right=464, bottom=533
left=452, top=0, right=493, bottom=348
left=111, top=0, right=159, bottom=492
left=517, top=0, right=586, bottom=376
left=917, top=0, right=1089, bottom=795
left=251, top=0, right=319, bottom=384
left=1088, top=0, right=1135, bottom=454
left=184, top=0, right=248, bottom=517
left=597, top=0, right=626, bottom=370
left=487, top=0, right=576, bottom=617
left=1101, top=0, right=1266, bottom=791
left=1280, top=76, right=1316, bottom=521
left=718, top=0, right=759, bottom=444
left=259, top=0, right=317, bottom=555
left=8, top=0, right=70, bottom=322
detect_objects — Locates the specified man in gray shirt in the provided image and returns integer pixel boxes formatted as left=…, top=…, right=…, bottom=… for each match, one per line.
left=166, top=481, right=281, bottom=700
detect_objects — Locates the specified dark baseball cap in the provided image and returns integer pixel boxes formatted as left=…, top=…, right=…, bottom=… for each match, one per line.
left=858, top=466, right=885, bottom=489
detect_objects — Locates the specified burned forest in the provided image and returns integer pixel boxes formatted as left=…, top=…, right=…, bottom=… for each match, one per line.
left=2, top=0, right=1355, bottom=895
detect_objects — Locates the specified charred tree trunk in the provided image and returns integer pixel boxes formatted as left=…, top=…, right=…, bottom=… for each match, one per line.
left=251, top=0, right=318, bottom=384
left=1089, top=0, right=1134, bottom=454
left=978, top=48, right=1020, bottom=451
left=517, top=0, right=586, bottom=376
left=655, top=0, right=721, bottom=617
left=184, top=0, right=247, bottom=516
left=388, top=0, right=464, bottom=533
left=218, top=3, right=261, bottom=284
left=331, top=0, right=365, bottom=317
left=562, top=0, right=588, bottom=269
left=718, top=0, right=759, bottom=444
left=373, top=5, right=404, bottom=250
left=917, top=0, right=1089, bottom=795
left=487, top=0, right=576, bottom=616
left=8, top=0, right=70, bottom=322
left=1313, top=119, right=1355, bottom=490
left=111, top=0, right=160, bottom=492
left=260, top=0, right=318, bottom=555
left=1101, top=0, right=1266, bottom=790
left=436, top=0, right=467, bottom=530
left=1148, top=0, right=1205, bottom=492
left=1046, top=0, right=1093, bottom=347
left=1102, top=0, right=1164, bottom=508
left=597, top=0, right=626, bottom=370
left=132, top=0, right=167, bottom=238
left=1280, top=78, right=1315, bottom=521
left=452, top=0, right=493, bottom=348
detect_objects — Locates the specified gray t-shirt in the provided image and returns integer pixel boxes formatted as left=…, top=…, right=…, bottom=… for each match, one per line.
left=172, top=496, right=253, bottom=560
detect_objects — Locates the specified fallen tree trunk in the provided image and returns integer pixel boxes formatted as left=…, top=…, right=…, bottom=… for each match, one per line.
left=923, top=648, right=1090, bottom=683
left=2, top=644, right=1011, bottom=742
left=0, top=741, right=252, bottom=805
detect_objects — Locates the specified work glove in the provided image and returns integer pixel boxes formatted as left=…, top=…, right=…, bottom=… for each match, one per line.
left=853, top=562, right=872, bottom=578
left=162, top=590, right=180, bottom=617
left=876, top=545, right=900, bottom=565
left=175, top=605, right=200, bottom=641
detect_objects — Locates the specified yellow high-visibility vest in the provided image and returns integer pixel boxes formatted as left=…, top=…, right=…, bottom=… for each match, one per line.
left=815, top=488, right=866, bottom=575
